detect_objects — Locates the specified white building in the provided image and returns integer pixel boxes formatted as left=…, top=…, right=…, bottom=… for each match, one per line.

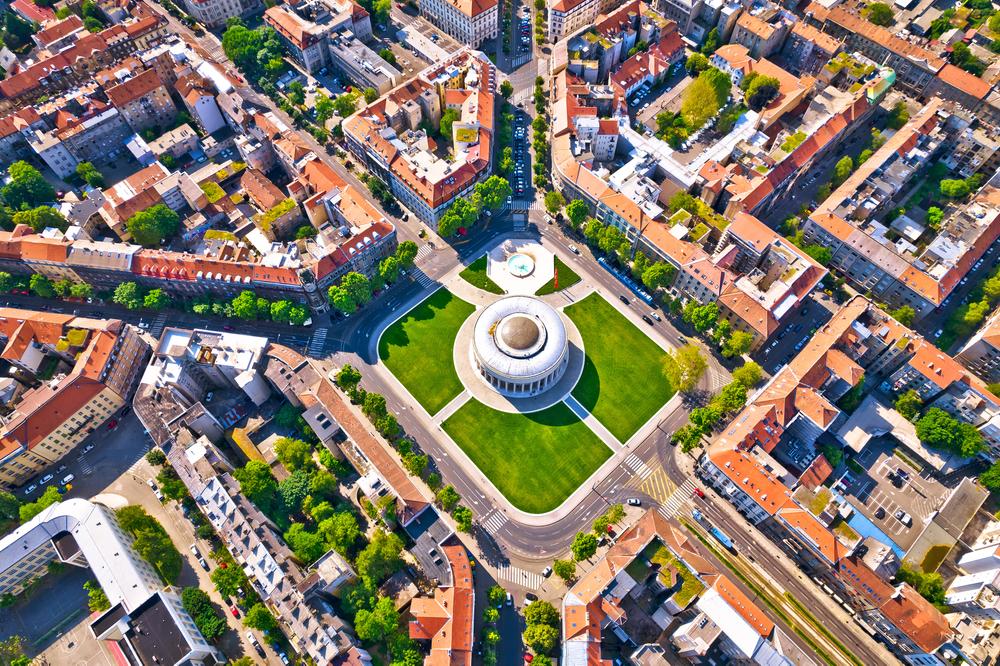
left=182, top=0, right=263, bottom=29
left=549, top=0, right=599, bottom=41
left=420, top=0, right=498, bottom=48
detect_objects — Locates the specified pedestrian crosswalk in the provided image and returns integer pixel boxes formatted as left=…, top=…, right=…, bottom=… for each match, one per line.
left=633, top=466, right=676, bottom=503
left=149, top=314, right=169, bottom=338
left=127, top=445, right=150, bottom=474
left=482, top=510, right=508, bottom=535
left=659, top=479, right=698, bottom=519
left=308, top=328, right=328, bottom=357
left=710, top=368, right=729, bottom=390
left=624, top=453, right=654, bottom=480
left=509, top=200, right=543, bottom=211
left=411, top=268, right=434, bottom=288
left=496, top=564, right=544, bottom=590
left=511, top=51, right=534, bottom=68
left=78, top=454, right=92, bottom=475
left=415, top=244, right=434, bottom=261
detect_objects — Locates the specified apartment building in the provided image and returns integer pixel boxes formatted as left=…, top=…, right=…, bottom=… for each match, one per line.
left=32, top=15, right=86, bottom=52
left=344, top=49, right=495, bottom=226
left=0, top=312, right=148, bottom=489
left=327, top=32, right=401, bottom=96
left=0, top=108, right=47, bottom=168
left=175, top=74, right=226, bottom=134
left=730, top=10, right=793, bottom=60
left=958, top=308, right=1000, bottom=384
left=550, top=0, right=600, bottom=41
left=782, top=22, right=842, bottom=76
left=265, top=5, right=332, bottom=73
left=710, top=43, right=755, bottom=85
left=805, top=4, right=944, bottom=97
left=925, top=64, right=993, bottom=115
left=105, top=69, right=178, bottom=134
left=182, top=0, right=263, bottom=29
left=421, top=0, right=498, bottom=47
left=799, top=99, right=1000, bottom=322
left=0, top=498, right=222, bottom=666
left=408, top=538, right=474, bottom=665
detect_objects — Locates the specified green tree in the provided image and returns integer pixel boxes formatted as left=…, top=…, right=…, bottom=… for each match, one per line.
left=76, top=162, right=105, bottom=188
left=439, top=108, right=461, bottom=140
left=274, top=437, right=313, bottom=472
left=552, top=558, right=576, bottom=582
left=803, top=245, right=832, bottom=265
left=887, top=100, right=910, bottom=130
left=328, top=286, right=357, bottom=314
left=980, top=461, right=1000, bottom=492
left=181, top=587, right=225, bottom=640
left=341, top=272, right=372, bottom=307
left=0, top=273, right=11, bottom=293
left=85, top=581, right=110, bottom=612
left=126, top=204, right=179, bottom=247
left=233, top=461, right=278, bottom=507
left=397, top=241, right=418, bottom=268
left=544, top=191, right=564, bottom=214
left=310, top=469, right=337, bottom=498
left=916, top=408, right=985, bottom=457
left=210, top=561, right=247, bottom=597
left=818, top=441, right=843, bottom=467
left=681, top=73, right=723, bottom=128
left=70, top=283, right=93, bottom=299
left=231, top=290, right=259, bottom=319
left=732, top=362, right=762, bottom=387
left=355, top=529, right=405, bottom=582
left=221, top=25, right=264, bottom=66
left=524, top=600, right=559, bottom=627
left=363, top=392, right=387, bottom=420
left=363, top=87, right=378, bottom=104
left=453, top=505, right=473, bottom=532
left=336, top=365, right=362, bottom=391
left=487, top=584, right=506, bottom=606
left=437, top=485, right=460, bottom=510
left=334, top=91, right=360, bottom=118
left=744, top=75, right=781, bottom=112
left=285, top=523, right=326, bottom=562
left=894, top=389, right=922, bottom=421
left=642, top=262, right=674, bottom=291
left=19, top=487, right=61, bottom=523
left=29, top=274, right=53, bottom=298
left=113, top=282, right=146, bottom=310
left=894, top=563, right=947, bottom=612
left=571, top=531, right=597, bottom=561
left=279, top=469, right=312, bottom=514
left=474, top=175, right=512, bottom=210
left=889, top=305, right=915, bottom=327
left=722, top=330, right=753, bottom=358
left=714, top=381, right=748, bottom=412
left=0, top=491, right=18, bottom=519
left=691, top=303, right=719, bottom=332
left=51, top=279, right=72, bottom=299
left=686, top=52, right=710, bottom=74
left=664, top=344, right=708, bottom=392
left=315, top=93, right=335, bottom=125
left=355, top=596, right=398, bottom=642
left=243, top=604, right=280, bottom=634
left=941, top=179, right=970, bottom=199
left=319, top=511, right=360, bottom=554
left=2, top=162, right=55, bottom=209
left=701, top=27, right=722, bottom=55
left=144, top=289, right=170, bottom=310
left=524, top=624, right=559, bottom=655
left=868, top=2, right=894, bottom=26
left=14, top=206, right=68, bottom=233
left=566, top=199, right=589, bottom=228
left=833, top=156, right=854, bottom=188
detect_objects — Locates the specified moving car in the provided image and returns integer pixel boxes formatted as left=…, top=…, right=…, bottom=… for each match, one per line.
left=506, top=593, right=513, bottom=606
left=83, top=444, right=94, bottom=453
left=627, top=498, right=641, bottom=506
left=541, top=566, right=552, bottom=577
left=619, top=295, right=629, bottom=305
left=107, top=420, right=117, bottom=430
left=642, top=315, right=654, bottom=326
left=650, top=312, right=661, bottom=321
left=569, top=244, right=579, bottom=254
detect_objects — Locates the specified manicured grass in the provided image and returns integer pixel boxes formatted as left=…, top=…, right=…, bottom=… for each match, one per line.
left=442, top=400, right=612, bottom=514
left=566, top=293, right=675, bottom=442
left=459, top=256, right=504, bottom=295
left=535, top=255, right=581, bottom=295
left=378, top=289, right=476, bottom=416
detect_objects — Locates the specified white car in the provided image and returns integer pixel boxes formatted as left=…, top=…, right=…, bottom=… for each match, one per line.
left=24, top=484, right=36, bottom=495
left=542, top=566, right=552, bottom=577
left=40, top=474, right=54, bottom=484
left=61, top=474, right=75, bottom=485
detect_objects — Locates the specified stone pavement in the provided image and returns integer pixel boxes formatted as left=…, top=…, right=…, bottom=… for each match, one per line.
left=564, top=395, right=621, bottom=449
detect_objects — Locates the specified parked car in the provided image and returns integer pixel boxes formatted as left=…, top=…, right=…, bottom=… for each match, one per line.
left=83, top=444, right=94, bottom=453
left=106, top=420, right=117, bottom=430
left=23, top=484, right=36, bottom=495
left=541, top=566, right=552, bottom=577
left=875, top=507, right=886, bottom=519
left=40, top=474, right=54, bottom=484
left=246, top=632, right=266, bottom=658
left=61, top=474, right=74, bottom=485
left=506, top=593, right=512, bottom=606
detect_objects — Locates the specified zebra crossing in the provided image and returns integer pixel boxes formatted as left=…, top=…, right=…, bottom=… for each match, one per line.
left=511, top=51, right=534, bottom=68
left=77, top=454, right=92, bottom=475
left=624, top=453, right=654, bottom=480
left=149, top=314, right=169, bottom=338
left=509, top=200, right=543, bottom=211
left=307, top=328, right=329, bottom=357
left=127, top=445, right=150, bottom=474
left=481, top=510, right=508, bottom=535
left=659, top=479, right=698, bottom=519
left=710, top=368, right=729, bottom=390
left=411, top=268, right=434, bottom=288
left=415, top=244, right=434, bottom=261
left=496, top=564, right=544, bottom=590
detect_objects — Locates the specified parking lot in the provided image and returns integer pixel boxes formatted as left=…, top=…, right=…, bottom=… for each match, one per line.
left=842, top=445, right=949, bottom=550
left=512, top=109, right=531, bottom=199
left=632, top=69, right=691, bottom=128
left=755, top=293, right=841, bottom=376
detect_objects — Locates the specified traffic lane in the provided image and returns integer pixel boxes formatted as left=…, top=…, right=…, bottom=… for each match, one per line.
left=496, top=601, right=524, bottom=666
left=756, top=307, right=834, bottom=375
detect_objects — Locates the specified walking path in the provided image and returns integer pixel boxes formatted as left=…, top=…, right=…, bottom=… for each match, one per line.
left=564, top=396, right=621, bottom=450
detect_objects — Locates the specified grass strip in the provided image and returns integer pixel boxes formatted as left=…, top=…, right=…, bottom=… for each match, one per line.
left=535, top=255, right=581, bottom=295
left=785, top=594, right=865, bottom=666
left=680, top=520, right=840, bottom=666
left=459, top=255, right=504, bottom=294
left=892, top=448, right=923, bottom=472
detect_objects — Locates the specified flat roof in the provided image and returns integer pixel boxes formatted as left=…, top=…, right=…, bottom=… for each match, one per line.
left=126, top=594, right=190, bottom=666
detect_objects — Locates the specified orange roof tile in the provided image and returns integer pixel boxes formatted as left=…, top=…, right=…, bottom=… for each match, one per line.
left=105, top=69, right=165, bottom=107
left=708, top=574, right=775, bottom=637
left=937, top=63, right=992, bottom=100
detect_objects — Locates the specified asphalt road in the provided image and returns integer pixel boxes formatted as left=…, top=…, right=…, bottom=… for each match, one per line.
left=754, top=291, right=841, bottom=376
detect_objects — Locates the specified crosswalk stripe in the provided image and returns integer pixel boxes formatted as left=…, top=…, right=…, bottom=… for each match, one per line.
left=416, top=244, right=434, bottom=261
left=308, top=328, right=328, bottom=357
left=77, top=454, right=92, bottom=475
left=637, top=467, right=676, bottom=503
left=496, top=565, right=543, bottom=590
left=624, top=453, right=653, bottom=478
left=659, top=479, right=697, bottom=519
left=412, top=269, right=434, bottom=288
left=149, top=314, right=168, bottom=338
left=482, top=510, right=508, bottom=535
left=127, top=445, right=150, bottom=474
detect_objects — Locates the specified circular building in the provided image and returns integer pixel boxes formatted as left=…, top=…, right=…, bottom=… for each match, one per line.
left=471, top=296, right=568, bottom=397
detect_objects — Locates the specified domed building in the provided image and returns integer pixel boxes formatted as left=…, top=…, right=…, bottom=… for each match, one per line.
left=471, top=296, right=568, bottom=397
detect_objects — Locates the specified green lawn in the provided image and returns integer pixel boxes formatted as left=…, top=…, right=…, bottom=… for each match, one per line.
left=459, top=256, right=504, bottom=295
left=535, top=255, right=581, bottom=295
left=378, top=289, right=476, bottom=416
left=442, top=400, right=612, bottom=514
left=566, top=293, right=675, bottom=442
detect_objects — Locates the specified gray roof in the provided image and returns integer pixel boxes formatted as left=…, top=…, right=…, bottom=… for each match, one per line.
left=472, top=296, right=567, bottom=379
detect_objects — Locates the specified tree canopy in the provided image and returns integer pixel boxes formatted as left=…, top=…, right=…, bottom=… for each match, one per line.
left=664, top=344, right=708, bottom=392
left=126, top=204, right=179, bottom=247
left=868, top=2, right=894, bottom=26
left=915, top=408, right=985, bottom=458
left=2, top=162, right=55, bottom=210
left=887, top=100, right=909, bottom=130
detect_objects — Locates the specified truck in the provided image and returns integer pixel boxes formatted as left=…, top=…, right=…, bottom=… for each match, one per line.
left=710, top=526, right=735, bottom=551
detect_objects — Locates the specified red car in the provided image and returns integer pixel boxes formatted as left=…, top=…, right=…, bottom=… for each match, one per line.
left=230, top=604, right=240, bottom=618
left=107, top=420, right=118, bottom=430
left=524, top=656, right=533, bottom=663
left=346, top=86, right=352, bottom=92
left=396, top=2, right=402, bottom=6
left=693, top=488, right=705, bottom=498
left=223, top=325, right=235, bottom=331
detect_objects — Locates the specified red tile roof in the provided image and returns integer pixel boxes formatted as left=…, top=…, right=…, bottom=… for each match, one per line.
left=937, top=63, right=992, bottom=100
left=11, top=0, right=56, bottom=24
